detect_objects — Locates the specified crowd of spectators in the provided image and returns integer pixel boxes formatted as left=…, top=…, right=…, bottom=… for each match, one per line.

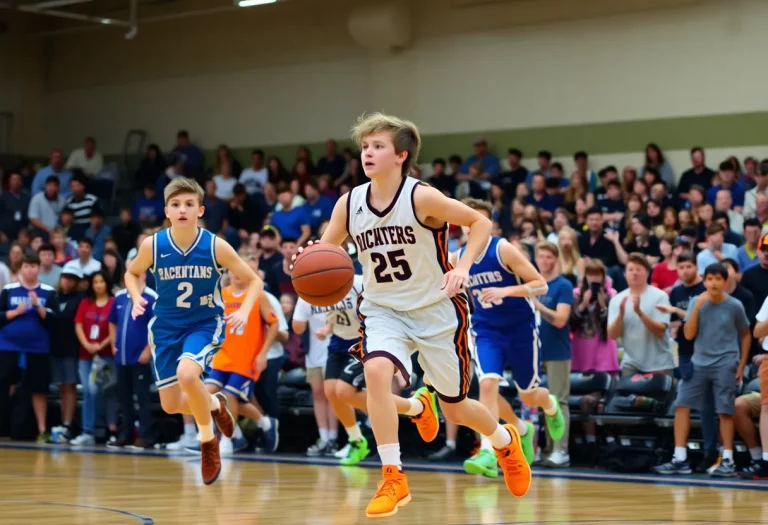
left=0, top=131, right=766, bottom=479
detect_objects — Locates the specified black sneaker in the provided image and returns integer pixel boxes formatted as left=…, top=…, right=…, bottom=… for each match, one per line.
left=427, top=445, right=457, bottom=462
left=738, top=460, right=768, bottom=480
left=325, top=440, right=339, bottom=456
left=653, top=459, right=692, bottom=475
left=709, top=458, right=736, bottom=477
left=694, top=450, right=720, bottom=474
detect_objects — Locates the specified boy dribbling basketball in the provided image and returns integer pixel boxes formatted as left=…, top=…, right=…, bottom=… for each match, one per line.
left=125, top=178, right=265, bottom=485
left=298, top=113, right=531, bottom=518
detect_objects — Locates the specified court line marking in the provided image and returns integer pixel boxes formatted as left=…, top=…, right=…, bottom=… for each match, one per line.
left=0, top=499, right=154, bottom=524
left=2, top=442, right=767, bottom=492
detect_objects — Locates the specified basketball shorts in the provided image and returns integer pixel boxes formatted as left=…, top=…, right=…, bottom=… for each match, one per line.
left=473, top=319, right=541, bottom=392
left=350, top=295, right=471, bottom=403
left=325, top=351, right=365, bottom=390
left=148, top=316, right=225, bottom=389
left=205, top=369, right=252, bottom=402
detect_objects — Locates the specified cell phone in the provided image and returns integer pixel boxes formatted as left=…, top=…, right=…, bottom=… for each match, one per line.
left=589, top=281, right=601, bottom=299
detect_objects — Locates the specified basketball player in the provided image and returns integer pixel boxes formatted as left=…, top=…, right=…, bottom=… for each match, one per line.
left=297, top=113, right=531, bottom=518
left=460, top=198, right=565, bottom=478
left=125, top=178, right=265, bottom=485
left=202, top=270, right=280, bottom=455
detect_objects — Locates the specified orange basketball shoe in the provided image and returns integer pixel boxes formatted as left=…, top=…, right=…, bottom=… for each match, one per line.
left=211, top=392, right=235, bottom=438
left=495, top=424, right=532, bottom=497
left=366, top=466, right=411, bottom=518
left=201, top=436, right=222, bottom=485
left=410, top=387, right=439, bottom=443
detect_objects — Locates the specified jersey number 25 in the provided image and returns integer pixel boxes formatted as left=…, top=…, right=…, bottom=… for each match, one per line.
left=371, top=249, right=413, bottom=284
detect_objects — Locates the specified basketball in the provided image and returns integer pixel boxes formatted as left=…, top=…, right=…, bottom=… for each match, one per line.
left=291, top=243, right=355, bottom=307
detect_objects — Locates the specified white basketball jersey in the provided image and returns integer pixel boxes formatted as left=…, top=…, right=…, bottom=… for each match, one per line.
left=347, top=176, right=451, bottom=311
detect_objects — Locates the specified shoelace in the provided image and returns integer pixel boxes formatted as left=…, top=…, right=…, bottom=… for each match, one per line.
left=375, top=477, right=402, bottom=499
left=498, top=450, right=524, bottom=475
left=202, top=442, right=218, bottom=466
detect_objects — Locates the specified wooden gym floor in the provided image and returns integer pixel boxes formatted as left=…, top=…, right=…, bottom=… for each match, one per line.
left=0, top=444, right=766, bottom=524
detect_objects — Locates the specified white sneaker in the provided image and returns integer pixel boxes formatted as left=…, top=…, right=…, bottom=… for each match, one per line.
left=335, top=443, right=351, bottom=459
left=165, top=434, right=198, bottom=451
left=220, top=437, right=234, bottom=457
left=70, top=434, right=95, bottom=446
left=542, top=450, right=570, bottom=468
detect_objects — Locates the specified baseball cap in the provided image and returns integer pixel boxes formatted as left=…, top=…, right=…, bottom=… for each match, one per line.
left=759, top=233, right=768, bottom=250
left=260, top=225, right=279, bottom=238
left=61, top=267, right=83, bottom=279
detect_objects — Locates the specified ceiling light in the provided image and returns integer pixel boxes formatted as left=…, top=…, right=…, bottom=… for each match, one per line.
left=237, top=0, right=277, bottom=7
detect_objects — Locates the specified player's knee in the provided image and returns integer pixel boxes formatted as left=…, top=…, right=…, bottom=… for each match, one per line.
left=363, top=358, right=396, bottom=386
left=176, top=360, right=203, bottom=388
left=159, top=394, right=182, bottom=414
left=335, top=382, right=357, bottom=404
left=479, top=378, right=499, bottom=400
left=323, top=381, right=338, bottom=401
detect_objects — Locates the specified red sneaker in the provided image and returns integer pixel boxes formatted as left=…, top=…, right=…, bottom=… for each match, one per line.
left=211, top=392, right=235, bottom=438
left=201, top=436, right=222, bottom=485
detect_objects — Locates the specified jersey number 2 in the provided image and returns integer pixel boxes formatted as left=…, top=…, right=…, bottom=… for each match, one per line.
left=177, top=282, right=193, bottom=308
left=371, top=249, right=412, bottom=283
left=472, top=289, right=503, bottom=309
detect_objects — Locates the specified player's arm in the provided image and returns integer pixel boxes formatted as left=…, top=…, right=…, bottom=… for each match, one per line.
left=292, top=319, right=308, bottom=334
left=256, top=294, right=279, bottom=371
left=414, top=184, right=492, bottom=296
left=125, top=236, right=153, bottom=319
left=318, top=193, right=350, bottom=246
left=216, top=238, right=264, bottom=332
left=481, top=242, right=548, bottom=304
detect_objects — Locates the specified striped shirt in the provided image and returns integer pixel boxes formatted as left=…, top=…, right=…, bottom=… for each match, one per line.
left=66, top=193, right=99, bottom=226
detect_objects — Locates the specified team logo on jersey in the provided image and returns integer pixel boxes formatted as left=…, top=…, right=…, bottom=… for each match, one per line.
left=356, top=206, right=363, bottom=215
left=356, top=225, right=417, bottom=253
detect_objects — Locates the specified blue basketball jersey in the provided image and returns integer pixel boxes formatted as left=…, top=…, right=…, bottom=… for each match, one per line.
left=150, top=227, right=224, bottom=330
left=461, top=236, right=534, bottom=331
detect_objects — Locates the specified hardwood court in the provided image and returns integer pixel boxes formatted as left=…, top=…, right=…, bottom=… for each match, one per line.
left=0, top=446, right=766, bottom=524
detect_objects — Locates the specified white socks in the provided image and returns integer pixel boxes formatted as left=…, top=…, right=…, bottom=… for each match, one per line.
left=378, top=443, right=402, bottom=468
left=722, top=449, right=734, bottom=461
left=481, top=436, right=493, bottom=451
left=673, top=447, right=687, bottom=462
left=319, top=428, right=329, bottom=443
left=209, top=394, right=220, bottom=412
left=257, top=416, right=272, bottom=432
left=514, top=418, right=528, bottom=436
left=749, top=447, right=762, bottom=461
left=346, top=423, right=363, bottom=442
left=329, top=430, right=338, bottom=442
left=445, top=440, right=456, bottom=450
left=488, top=424, right=513, bottom=449
left=405, top=398, right=424, bottom=417
left=184, top=423, right=196, bottom=438
left=199, top=421, right=214, bottom=442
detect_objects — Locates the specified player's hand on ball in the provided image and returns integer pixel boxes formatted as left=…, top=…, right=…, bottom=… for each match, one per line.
left=290, top=240, right=318, bottom=271
left=225, top=308, right=249, bottom=332
left=131, top=297, right=147, bottom=319
left=480, top=286, right=507, bottom=304
left=441, top=267, right=469, bottom=297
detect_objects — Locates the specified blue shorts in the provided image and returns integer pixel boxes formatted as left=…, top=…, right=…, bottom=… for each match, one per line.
left=148, top=316, right=224, bottom=389
left=473, top=320, right=541, bottom=392
left=205, top=369, right=252, bottom=402
left=328, top=335, right=358, bottom=354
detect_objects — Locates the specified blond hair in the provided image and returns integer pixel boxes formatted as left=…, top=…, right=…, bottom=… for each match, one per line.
left=164, top=177, right=204, bottom=205
left=461, top=198, right=493, bottom=219
left=351, top=112, right=421, bottom=177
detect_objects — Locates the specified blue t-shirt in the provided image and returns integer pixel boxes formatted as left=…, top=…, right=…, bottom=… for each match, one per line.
left=270, top=207, right=310, bottom=239
left=302, top=196, right=335, bottom=234
left=538, top=276, right=574, bottom=361
left=706, top=184, right=745, bottom=208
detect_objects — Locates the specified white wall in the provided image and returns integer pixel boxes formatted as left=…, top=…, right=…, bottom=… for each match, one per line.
left=31, top=0, right=768, bottom=153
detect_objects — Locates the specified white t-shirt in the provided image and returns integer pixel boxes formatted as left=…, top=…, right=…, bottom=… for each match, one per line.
left=239, top=168, right=268, bottom=195
left=266, top=291, right=289, bottom=360
left=755, top=297, right=768, bottom=351
left=62, top=257, right=102, bottom=277
left=293, top=298, right=330, bottom=369
left=213, top=175, right=237, bottom=200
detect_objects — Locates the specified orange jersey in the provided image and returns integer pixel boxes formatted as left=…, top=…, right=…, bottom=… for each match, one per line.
left=212, top=287, right=277, bottom=380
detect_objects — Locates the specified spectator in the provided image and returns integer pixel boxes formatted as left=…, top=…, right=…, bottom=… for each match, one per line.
left=569, top=259, right=619, bottom=449
left=677, top=147, right=716, bottom=200
left=202, top=179, right=227, bottom=235
left=714, top=190, right=744, bottom=235
left=213, top=161, right=237, bottom=202
left=84, top=209, right=112, bottom=262
left=427, top=159, right=457, bottom=198
left=227, top=184, right=262, bottom=248
left=30, top=149, right=73, bottom=197
left=573, top=151, right=598, bottom=192
left=564, top=172, right=594, bottom=212
left=302, top=180, right=334, bottom=236
left=0, top=253, right=58, bottom=442
left=579, top=207, right=622, bottom=289
left=71, top=270, right=118, bottom=446
left=107, top=272, right=157, bottom=449
left=257, top=226, right=282, bottom=293
left=239, top=149, right=269, bottom=196
left=739, top=297, right=768, bottom=478
left=268, top=237, right=297, bottom=297
left=549, top=162, right=570, bottom=191
left=607, top=253, right=673, bottom=376
left=171, top=130, right=204, bottom=180
left=743, top=159, right=768, bottom=219
left=533, top=242, right=574, bottom=468
left=270, top=183, right=310, bottom=246
left=132, top=184, right=164, bottom=227
left=102, top=249, right=125, bottom=292
left=737, top=218, right=762, bottom=271
left=49, top=267, right=84, bottom=443
left=642, top=143, right=675, bottom=191
left=111, top=209, right=141, bottom=260
left=707, top=161, right=745, bottom=210
left=213, top=144, right=242, bottom=179
left=526, top=173, right=557, bottom=219
left=316, top=139, right=346, bottom=180
left=616, top=213, right=661, bottom=266
left=458, top=137, right=500, bottom=184
left=494, top=148, right=527, bottom=202
left=267, top=156, right=291, bottom=186
left=37, top=244, right=62, bottom=287
left=50, top=228, right=76, bottom=266
left=696, top=223, right=738, bottom=274
left=65, top=171, right=100, bottom=241
left=650, top=233, right=680, bottom=294
left=27, top=176, right=67, bottom=235
left=654, top=263, right=750, bottom=477
left=62, top=238, right=102, bottom=280
left=556, top=227, right=581, bottom=285
left=65, top=137, right=104, bottom=177
left=134, top=144, right=166, bottom=191
left=7, top=243, right=23, bottom=282
left=598, top=180, right=625, bottom=224
left=0, top=172, right=31, bottom=244
left=722, top=258, right=758, bottom=356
